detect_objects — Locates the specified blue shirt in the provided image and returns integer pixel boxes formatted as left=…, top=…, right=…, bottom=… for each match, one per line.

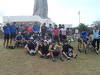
left=15, top=35, right=23, bottom=40
left=32, top=24, right=40, bottom=32
left=9, top=25, right=16, bottom=34
left=80, top=32, right=88, bottom=38
left=23, top=34, right=31, bottom=40
left=93, top=30, right=100, bottom=39
left=3, top=26, right=11, bottom=34
left=33, top=35, right=39, bottom=40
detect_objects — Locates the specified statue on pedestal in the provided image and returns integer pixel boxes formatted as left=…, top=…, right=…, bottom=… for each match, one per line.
left=33, top=0, right=48, bottom=19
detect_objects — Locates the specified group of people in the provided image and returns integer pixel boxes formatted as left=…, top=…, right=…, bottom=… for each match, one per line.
left=78, top=26, right=100, bottom=54
left=3, top=22, right=77, bottom=62
left=3, top=21, right=100, bottom=61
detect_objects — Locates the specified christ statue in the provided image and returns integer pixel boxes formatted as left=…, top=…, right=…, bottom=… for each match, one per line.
left=33, top=0, right=48, bottom=19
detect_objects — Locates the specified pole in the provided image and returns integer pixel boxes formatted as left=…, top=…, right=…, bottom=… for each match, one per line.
left=78, top=11, right=80, bottom=25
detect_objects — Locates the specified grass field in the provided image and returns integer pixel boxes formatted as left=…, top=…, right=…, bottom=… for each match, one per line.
left=0, top=40, right=100, bottom=75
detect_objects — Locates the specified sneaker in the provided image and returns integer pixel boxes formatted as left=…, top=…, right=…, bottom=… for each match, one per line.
left=40, top=56, right=44, bottom=58
left=73, top=54, right=78, bottom=59
left=44, top=56, right=49, bottom=59
left=60, top=58, right=64, bottom=62
left=67, top=57, right=70, bottom=60
left=52, top=58, right=56, bottom=62
left=96, top=50, right=99, bottom=55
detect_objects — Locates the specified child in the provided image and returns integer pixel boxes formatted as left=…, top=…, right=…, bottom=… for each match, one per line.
left=15, top=32, right=24, bottom=47
left=62, top=41, right=77, bottom=60
left=49, top=41, right=64, bottom=62
left=25, top=37, right=37, bottom=56
left=38, top=41, right=50, bottom=59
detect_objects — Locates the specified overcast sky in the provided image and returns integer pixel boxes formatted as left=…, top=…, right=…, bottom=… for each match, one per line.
left=0, top=0, right=100, bottom=27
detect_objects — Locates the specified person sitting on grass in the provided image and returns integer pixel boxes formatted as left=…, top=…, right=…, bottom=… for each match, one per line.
left=62, top=40, right=77, bottom=60
left=49, top=41, right=64, bottom=62
left=78, top=31, right=89, bottom=53
left=38, top=41, right=50, bottom=59
left=45, top=37, right=52, bottom=45
left=78, top=37, right=83, bottom=52
left=23, top=32, right=31, bottom=46
left=25, top=37, right=37, bottom=56
left=15, top=32, right=24, bottom=48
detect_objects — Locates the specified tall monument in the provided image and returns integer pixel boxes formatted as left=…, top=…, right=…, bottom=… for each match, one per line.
left=33, top=0, right=48, bottom=19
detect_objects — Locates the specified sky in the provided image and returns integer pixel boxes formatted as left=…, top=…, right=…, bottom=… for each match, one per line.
left=0, top=0, right=100, bottom=27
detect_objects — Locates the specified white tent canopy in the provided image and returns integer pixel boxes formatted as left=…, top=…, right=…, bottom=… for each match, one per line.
left=41, top=18, right=54, bottom=26
left=3, top=15, right=42, bottom=23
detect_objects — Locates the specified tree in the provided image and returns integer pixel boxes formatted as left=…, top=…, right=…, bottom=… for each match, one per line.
left=93, top=21, right=100, bottom=29
left=78, top=23, right=89, bottom=33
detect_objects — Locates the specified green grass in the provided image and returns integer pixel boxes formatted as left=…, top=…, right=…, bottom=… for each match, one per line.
left=0, top=40, right=100, bottom=75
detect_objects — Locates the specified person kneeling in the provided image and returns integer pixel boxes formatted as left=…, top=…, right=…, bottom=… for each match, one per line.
left=15, top=32, right=24, bottom=48
left=25, top=38, right=37, bottom=56
left=62, top=41, right=77, bottom=60
left=38, top=41, right=50, bottom=59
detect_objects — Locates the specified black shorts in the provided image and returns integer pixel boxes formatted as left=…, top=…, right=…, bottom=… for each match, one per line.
left=53, top=50, right=60, bottom=56
left=54, top=36, right=59, bottom=42
left=62, top=35, right=66, bottom=40
left=41, top=50, right=49, bottom=55
left=4, top=34, right=10, bottom=40
left=10, top=33, right=16, bottom=39
left=28, top=46, right=35, bottom=50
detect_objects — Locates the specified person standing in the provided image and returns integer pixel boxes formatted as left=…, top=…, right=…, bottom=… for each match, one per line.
left=9, top=22, right=17, bottom=47
left=92, top=26, right=100, bottom=54
left=47, top=24, right=53, bottom=39
left=59, top=24, right=62, bottom=42
left=60, top=25, right=67, bottom=42
left=18, top=24, right=25, bottom=33
left=26, top=26, right=33, bottom=33
left=32, top=22, right=40, bottom=34
left=52, top=25, right=60, bottom=42
left=41, top=23, right=47, bottom=39
left=3, top=23, right=11, bottom=48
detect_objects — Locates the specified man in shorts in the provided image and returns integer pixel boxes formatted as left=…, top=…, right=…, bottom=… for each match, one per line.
left=9, top=22, right=17, bottom=47
left=52, top=25, right=60, bottom=42
left=62, top=41, right=77, bottom=60
left=38, top=41, right=50, bottom=58
left=60, top=25, right=67, bottom=42
left=25, top=37, right=37, bottom=56
left=49, top=41, right=64, bottom=62
left=3, top=23, right=11, bottom=48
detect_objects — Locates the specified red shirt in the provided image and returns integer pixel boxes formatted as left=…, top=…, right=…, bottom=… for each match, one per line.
left=27, top=26, right=32, bottom=32
left=53, top=28, right=60, bottom=36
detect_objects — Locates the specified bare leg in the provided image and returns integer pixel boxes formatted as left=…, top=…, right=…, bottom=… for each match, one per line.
left=6, top=39, right=9, bottom=47
left=10, top=38, right=12, bottom=46
left=38, top=51, right=43, bottom=56
left=59, top=50, right=64, bottom=61
left=3, top=39, right=6, bottom=47
left=50, top=51, right=55, bottom=61
left=62, top=52, right=70, bottom=59
left=73, top=49, right=78, bottom=58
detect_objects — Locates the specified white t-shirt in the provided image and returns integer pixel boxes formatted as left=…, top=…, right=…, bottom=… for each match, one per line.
left=61, top=28, right=66, bottom=35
